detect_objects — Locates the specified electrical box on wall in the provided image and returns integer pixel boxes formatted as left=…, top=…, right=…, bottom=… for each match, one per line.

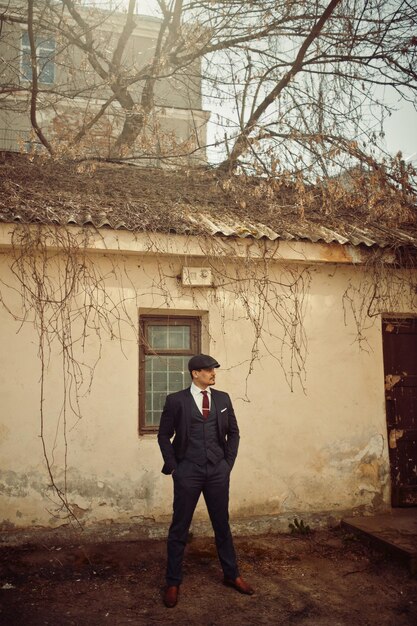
left=181, top=267, right=212, bottom=287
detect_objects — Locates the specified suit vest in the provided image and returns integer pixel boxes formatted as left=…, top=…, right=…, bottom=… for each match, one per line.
left=185, top=397, right=225, bottom=465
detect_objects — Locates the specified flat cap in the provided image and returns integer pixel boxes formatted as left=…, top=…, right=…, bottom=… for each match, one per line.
left=188, top=354, right=220, bottom=371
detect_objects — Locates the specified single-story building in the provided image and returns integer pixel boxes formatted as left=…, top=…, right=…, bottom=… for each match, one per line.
left=1, top=154, right=416, bottom=534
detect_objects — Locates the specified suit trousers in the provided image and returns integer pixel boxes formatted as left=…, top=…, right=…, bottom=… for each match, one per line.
left=166, top=458, right=239, bottom=586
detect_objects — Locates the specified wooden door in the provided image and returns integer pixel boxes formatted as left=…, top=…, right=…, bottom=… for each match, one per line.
left=382, top=318, right=417, bottom=506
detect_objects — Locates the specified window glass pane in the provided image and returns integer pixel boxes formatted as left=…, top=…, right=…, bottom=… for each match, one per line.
left=150, top=355, right=169, bottom=372
left=147, top=325, right=190, bottom=350
left=168, top=372, right=183, bottom=387
left=22, top=31, right=29, bottom=50
left=144, top=355, right=189, bottom=426
left=39, top=53, right=55, bottom=84
left=21, top=32, right=55, bottom=84
left=168, top=356, right=186, bottom=371
left=145, top=391, right=153, bottom=412
left=148, top=326, right=168, bottom=349
left=168, top=326, right=190, bottom=349
left=21, top=33, right=31, bottom=82
left=146, top=409, right=160, bottom=426
left=153, top=371, right=168, bottom=391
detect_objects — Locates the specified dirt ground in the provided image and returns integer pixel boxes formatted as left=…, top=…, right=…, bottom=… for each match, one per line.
left=0, top=527, right=416, bottom=626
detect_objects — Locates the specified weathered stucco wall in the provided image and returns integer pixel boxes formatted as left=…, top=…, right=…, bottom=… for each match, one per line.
left=0, top=229, right=407, bottom=532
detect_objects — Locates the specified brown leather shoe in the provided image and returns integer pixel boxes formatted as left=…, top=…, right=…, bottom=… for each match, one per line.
left=223, top=576, right=254, bottom=595
left=163, top=585, right=179, bottom=607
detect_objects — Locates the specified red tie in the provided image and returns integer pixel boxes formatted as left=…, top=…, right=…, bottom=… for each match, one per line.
left=201, top=390, right=209, bottom=419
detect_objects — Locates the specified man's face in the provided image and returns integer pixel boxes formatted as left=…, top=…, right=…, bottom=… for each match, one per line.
left=192, top=367, right=216, bottom=389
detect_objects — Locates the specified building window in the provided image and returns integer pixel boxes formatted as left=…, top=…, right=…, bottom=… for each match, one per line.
left=139, top=316, right=200, bottom=434
left=21, top=32, right=56, bottom=84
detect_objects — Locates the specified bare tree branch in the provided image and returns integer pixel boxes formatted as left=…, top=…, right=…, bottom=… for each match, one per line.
left=0, top=0, right=415, bottom=182
left=27, top=0, right=54, bottom=154
left=219, top=0, right=343, bottom=171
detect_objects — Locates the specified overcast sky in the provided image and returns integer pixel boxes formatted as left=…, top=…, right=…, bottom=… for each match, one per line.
left=383, top=100, right=417, bottom=163
left=109, top=0, right=417, bottom=165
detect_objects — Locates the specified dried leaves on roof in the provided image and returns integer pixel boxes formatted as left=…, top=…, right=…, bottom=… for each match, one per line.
left=0, top=153, right=416, bottom=248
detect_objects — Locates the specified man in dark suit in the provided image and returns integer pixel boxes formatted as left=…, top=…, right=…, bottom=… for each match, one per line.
left=158, top=353, right=254, bottom=608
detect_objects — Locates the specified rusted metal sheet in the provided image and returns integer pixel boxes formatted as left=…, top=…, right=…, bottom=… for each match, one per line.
left=383, top=318, right=417, bottom=507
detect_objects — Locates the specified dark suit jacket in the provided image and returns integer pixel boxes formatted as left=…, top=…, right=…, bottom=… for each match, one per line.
left=157, top=387, right=240, bottom=475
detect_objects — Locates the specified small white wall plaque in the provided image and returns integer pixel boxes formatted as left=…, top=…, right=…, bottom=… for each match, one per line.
left=181, top=267, right=212, bottom=287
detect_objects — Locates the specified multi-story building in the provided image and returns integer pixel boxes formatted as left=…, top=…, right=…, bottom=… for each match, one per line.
left=0, top=0, right=209, bottom=163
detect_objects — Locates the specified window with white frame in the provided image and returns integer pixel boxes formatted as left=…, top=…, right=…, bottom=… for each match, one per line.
left=21, top=32, right=56, bottom=84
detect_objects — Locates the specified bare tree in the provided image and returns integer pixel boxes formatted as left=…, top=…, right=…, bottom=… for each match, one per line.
left=0, top=0, right=416, bottom=188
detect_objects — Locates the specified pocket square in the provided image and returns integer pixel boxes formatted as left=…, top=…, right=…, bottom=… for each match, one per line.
left=221, top=407, right=227, bottom=413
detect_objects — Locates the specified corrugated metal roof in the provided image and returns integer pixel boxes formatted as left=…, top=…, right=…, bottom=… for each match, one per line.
left=188, top=212, right=417, bottom=249
left=3, top=205, right=417, bottom=249
left=1, top=155, right=417, bottom=250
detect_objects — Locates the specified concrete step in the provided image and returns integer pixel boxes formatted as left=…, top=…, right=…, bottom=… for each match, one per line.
left=341, top=509, right=417, bottom=574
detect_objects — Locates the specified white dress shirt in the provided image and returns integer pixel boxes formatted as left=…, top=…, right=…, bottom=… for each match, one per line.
left=190, top=382, right=211, bottom=414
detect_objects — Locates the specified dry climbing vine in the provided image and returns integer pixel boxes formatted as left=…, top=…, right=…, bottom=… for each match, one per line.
left=342, top=247, right=417, bottom=349
left=0, top=224, right=141, bottom=523
left=1, top=220, right=417, bottom=523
